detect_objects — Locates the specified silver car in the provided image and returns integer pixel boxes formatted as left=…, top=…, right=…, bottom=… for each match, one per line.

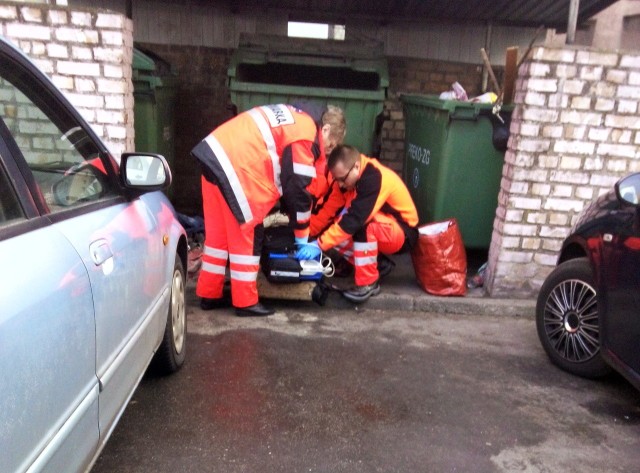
left=0, top=36, right=188, bottom=472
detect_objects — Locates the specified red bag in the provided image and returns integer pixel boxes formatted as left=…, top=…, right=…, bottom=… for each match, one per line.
left=411, top=219, right=467, bottom=296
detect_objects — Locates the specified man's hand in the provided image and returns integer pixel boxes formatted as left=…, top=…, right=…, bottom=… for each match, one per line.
left=296, top=240, right=321, bottom=260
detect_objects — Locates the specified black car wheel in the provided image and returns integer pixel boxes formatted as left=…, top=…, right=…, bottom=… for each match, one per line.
left=150, top=256, right=187, bottom=375
left=536, top=257, right=612, bottom=378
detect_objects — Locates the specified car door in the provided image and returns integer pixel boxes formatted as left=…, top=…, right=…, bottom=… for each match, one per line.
left=598, top=177, right=640, bottom=390
left=0, top=141, right=99, bottom=471
left=54, top=199, right=169, bottom=440
left=0, top=39, right=169, bottom=453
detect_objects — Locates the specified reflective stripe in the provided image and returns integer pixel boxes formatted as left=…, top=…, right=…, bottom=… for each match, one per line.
left=270, top=270, right=299, bottom=278
left=355, top=256, right=377, bottom=266
left=293, top=162, right=316, bottom=178
left=296, top=210, right=311, bottom=222
left=230, top=269, right=259, bottom=281
left=205, top=135, right=254, bottom=223
left=335, top=240, right=350, bottom=249
left=201, top=261, right=226, bottom=275
left=343, top=250, right=354, bottom=258
left=204, top=246, right=228, bottom=259
left=353, top=241, right=378, bottom=251
left=249, top=108, right=283, bottom=195
left=229, top=254, right=261, bottom=265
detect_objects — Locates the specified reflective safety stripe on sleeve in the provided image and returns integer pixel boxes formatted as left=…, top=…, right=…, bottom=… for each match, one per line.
left=334, top=239, right=353, bottom=259
left=296, top=210, right=311, bottom=223
left=204, top=135, right=254, bottom=223
left=249, top=108, right=283, bottom=195
left=293, top=162, right=316, bottom=178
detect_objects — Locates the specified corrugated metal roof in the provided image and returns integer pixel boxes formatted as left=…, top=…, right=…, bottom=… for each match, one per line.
left=235, top=0, right=618, bottom=30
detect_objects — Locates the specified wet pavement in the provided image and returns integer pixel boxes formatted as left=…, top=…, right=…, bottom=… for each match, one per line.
left=93, top=298, right=640, bottom=473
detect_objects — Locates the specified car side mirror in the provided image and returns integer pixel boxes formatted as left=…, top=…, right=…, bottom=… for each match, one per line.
left=615, top=173, right=640, bottom=206
left=120, top=153, right=172, bottom=194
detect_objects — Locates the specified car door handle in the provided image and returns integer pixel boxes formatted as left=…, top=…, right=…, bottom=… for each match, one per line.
left=89, top=239, right=113, bottom=266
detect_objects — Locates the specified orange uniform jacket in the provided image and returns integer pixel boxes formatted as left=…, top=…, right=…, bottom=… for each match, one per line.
left=317, top=155, right=419, bottom=251
left=191, top=104, right=324, bottom=240
left=310, top=178, right=346, bottom=238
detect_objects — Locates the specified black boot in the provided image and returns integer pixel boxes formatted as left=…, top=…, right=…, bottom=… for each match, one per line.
left=342, top=281, right=381, bottom=303
left=377, top=254, right=396, bottom=279
left=235, top=302, right=275, bottom=317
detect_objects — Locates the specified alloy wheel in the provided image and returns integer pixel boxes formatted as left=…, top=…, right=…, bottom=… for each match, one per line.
left=542, top=278, right=599, bottom=363
left=171, top=267, right=186, bottom=354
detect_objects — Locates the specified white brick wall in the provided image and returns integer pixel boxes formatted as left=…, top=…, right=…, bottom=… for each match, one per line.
left=0, top=2, right=133, bottom=157
left=486, top=45, right=640, bottom=298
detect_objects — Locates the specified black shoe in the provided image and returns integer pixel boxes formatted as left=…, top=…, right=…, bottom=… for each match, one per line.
left=377, top=254, right=396, bottom=279
left=200, top=297, right=230, bottom=310
left=235, top=302, right=275, bottom=317
left=342, top=282, right=381, bottom=303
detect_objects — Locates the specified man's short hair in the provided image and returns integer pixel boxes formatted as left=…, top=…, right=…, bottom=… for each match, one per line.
left=328, top=144, right=359, bottom=170
left=322, top=105, right=347, bottom=143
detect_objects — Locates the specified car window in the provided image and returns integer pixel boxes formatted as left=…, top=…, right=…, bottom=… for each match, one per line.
left=0, top=162, right=25, bottom=226
left=0, top=60, right=117, bottom=213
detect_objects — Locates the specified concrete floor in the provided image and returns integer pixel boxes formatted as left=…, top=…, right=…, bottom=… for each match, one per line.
left=93, top=302, right=640, bottom=473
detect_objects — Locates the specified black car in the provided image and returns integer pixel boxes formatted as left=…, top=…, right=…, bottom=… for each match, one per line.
left=536, top=172, right=640, bottom=391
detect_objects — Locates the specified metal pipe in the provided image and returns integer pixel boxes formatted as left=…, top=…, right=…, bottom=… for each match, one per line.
left=567, top=0, right=580, bottom=44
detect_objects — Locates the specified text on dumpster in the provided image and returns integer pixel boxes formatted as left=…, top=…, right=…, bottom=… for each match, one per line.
left=407, top=143, right=430, bottom=165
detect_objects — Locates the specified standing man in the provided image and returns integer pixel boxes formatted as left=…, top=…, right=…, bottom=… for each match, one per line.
left=297, top=144, right=419, bottom=302
left=192, top=104, right=346, bottom=316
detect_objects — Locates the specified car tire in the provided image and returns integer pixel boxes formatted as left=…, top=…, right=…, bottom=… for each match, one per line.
left=150, top=255, right=187, bottom=375
left=536, top=257, right=612, bottom=379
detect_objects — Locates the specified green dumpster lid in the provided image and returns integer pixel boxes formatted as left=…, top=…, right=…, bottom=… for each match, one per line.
left=229, top=33, right=389, bottom=89
left=133, top=48, right=155, bottom=72
left=401, top=93, right=513, bottom=113
left=132, top=48, right=178, bottom=90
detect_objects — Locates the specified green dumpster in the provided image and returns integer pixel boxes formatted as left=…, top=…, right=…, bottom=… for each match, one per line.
left=228, top=34, right=388, bottom=155
left=401, top=94, right=513, bottom=249
left=132, top=48, right=177, bottom=195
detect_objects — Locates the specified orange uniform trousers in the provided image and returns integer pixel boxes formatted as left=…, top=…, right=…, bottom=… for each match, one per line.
left=196, top=178, right=262, bottom=308
left=333, top=212, right=406, bottom=286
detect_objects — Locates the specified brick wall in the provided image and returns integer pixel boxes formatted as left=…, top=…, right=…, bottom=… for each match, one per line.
left=380, top=57, right=489, bottom=172
left=1, top=75, right=77, bottom=163
left=0, top=2, right=133, bottom=157
left=485, top=46, right=640, bottom=298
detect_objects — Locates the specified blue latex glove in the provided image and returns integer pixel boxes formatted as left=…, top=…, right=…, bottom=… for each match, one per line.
left=295, top=237, right=308, bottom=246
left=296, top=240, right=321, bottom=261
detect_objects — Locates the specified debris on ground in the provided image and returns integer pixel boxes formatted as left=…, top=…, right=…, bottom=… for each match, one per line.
left=467, top=262, right=487, bottom=289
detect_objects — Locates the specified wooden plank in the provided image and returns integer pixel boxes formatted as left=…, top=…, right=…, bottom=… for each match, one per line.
left=479, top=48, right=501, bottom=96
left=502, top=46, right=519, bottom=105
left=257, top=273, right=316, bottom=301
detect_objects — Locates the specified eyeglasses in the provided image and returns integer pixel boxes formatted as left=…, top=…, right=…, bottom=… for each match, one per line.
left=333, top=162, right=356, bottom=183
